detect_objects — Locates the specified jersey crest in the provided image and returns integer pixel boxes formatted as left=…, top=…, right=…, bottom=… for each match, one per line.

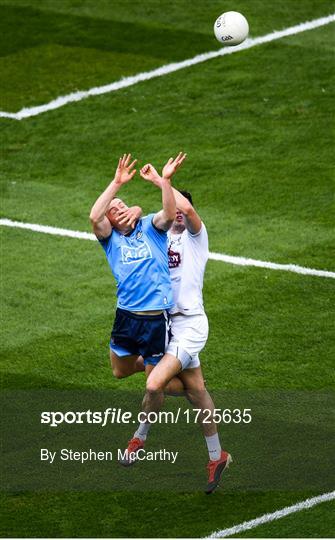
left=121, top=241, right=152, bottom=264
left=168, top=247, right=181, bottom=268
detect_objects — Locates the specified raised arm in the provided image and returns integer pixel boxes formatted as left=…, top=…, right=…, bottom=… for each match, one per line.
left=140, top=165, right=176, bottom=232
left=162, top=153, right=202, bottom=235
left=89, top=154, right=137, bottom=239
left=140, top=152, right=201, bottom=233
left=171, top=189, right=201, bottom=234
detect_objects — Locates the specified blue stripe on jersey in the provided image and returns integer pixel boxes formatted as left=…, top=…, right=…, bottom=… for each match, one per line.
left=99, top=214, right=174, bottom=311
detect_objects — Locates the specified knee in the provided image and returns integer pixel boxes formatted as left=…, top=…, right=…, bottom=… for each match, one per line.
left=112, top=367, right=127, bottom=379
left=146, top=378, right=164, bottom=394
left=110, top=352, right=128, bottom=379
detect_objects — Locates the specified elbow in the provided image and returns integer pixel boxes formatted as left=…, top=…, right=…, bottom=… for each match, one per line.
left=180, top=202, right=193, bottom=216
left=89, top=212, right=96, bottom=224
left=162, top=211, right=175, bottom=229
left=89, top=210, right=100, bottom=225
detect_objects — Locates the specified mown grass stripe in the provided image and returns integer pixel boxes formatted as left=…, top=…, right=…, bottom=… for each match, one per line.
left=0, top=14, right=334, bottom=120
left=206, top=490, right=335, bottom=538
left=1, top=218, right=334, bottom=279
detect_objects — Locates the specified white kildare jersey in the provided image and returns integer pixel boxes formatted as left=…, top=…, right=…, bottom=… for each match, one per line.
left=167, top=223, right=209, bottom=315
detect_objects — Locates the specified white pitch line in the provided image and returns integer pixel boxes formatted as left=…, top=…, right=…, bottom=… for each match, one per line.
left=0, top=218, right=96, bottom=241
left=209, top=252, right=335, bottom=278
left=1, top=14, right=334, bottom=121
left=1, top=218, right=334, bottom=279
left=206, top=490, right=335, bottom=538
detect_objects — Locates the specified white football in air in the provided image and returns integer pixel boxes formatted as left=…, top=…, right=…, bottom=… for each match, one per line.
left=214, top=11, right=249, bottom=46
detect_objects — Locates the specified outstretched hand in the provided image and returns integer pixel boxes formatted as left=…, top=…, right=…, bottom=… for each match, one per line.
left=114, top=154, right=137, bottom=184
left=140, top=163, right=162, bottom=186
left=162, top=152, right=187, bottom=179
left=117, top=206, right=142, bottom=229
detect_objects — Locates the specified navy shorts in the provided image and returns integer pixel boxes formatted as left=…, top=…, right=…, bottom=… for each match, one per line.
left=110, top=308, right=169, bottom=366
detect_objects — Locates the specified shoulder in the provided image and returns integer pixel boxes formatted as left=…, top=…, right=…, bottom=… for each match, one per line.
left=98, top=229, right=116, bottom=253
left=184, top=223, right=208, bottom=256
left=187, top=222, right=208, bottom=241
left=140, top=214, right=154, bottom=228
left=143, top=213, right=167, bottom=236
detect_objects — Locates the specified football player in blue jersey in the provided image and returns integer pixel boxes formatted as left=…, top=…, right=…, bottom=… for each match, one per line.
left=90, top=153, right=185, bottom=380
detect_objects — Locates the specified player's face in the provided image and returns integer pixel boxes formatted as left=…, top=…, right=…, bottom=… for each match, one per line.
left=106, top=198, right=129, bottom=231
left=174, top=210, right=185, bottom=228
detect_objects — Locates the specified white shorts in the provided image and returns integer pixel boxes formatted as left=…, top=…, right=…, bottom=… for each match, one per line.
left=165, top=313, right=208, bottom=370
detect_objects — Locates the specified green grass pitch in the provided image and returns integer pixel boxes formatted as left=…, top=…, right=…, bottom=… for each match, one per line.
left=1, top=0, right=334, bottom=537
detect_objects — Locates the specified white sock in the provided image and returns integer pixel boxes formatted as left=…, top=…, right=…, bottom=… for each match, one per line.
left=134, top=421, right=151, bottom=441
left=205, top=433, right=222, bottom=461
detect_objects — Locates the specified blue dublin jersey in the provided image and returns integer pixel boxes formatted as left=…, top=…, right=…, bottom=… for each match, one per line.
left=99, top=214, right=174, bottom=311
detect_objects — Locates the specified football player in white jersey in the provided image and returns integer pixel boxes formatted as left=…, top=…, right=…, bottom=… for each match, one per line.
left=121, top=154, right=232, bottom=494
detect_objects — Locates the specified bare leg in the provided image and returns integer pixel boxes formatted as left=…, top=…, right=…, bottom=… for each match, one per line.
left=142, top=354, right=182, bottom=416
left=143, top=359, right=216, bottom=434
left=120, top=357, right=183, bottom=463
left=179, top=367, right=217, bottom=437
left=110, top=350, right=143, bottom=379
left=135, top=355, right=145, bottom=372
left=164, top=376, right=185, bottom=395
left=131, top=357, right=224, bottom=470
left=144, top=360, right=185, bottom=395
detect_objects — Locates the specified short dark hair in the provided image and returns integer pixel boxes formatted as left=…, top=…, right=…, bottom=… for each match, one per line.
left=178, top=190, right=193, bottom=206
